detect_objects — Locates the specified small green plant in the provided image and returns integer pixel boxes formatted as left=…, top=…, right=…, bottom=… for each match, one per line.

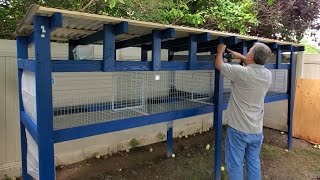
left=129, top=138, right=140, bottom=148
left=1, top=174, right=11, bottom=180
left=156, top=132, right=166, bottom=141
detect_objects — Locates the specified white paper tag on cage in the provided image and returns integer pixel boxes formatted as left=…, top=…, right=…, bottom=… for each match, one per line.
left=155, top=74, right=160, bottom=81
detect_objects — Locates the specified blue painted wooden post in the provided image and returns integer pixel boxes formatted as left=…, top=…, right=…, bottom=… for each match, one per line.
left=241, top=41, right=248, bottom=66
left=168, top=49, right=174, bottom=61
left=151, top=29, right=173, bottom=156
left=16, top=36, right=32, bottom=180
left=68, top=40, right=77, bottom=60
left=276, top=47, right=282, bottom=69
left=33, top=16, right=55, bottom=180
left=167, top=121, right=173, bottom=157
left=103, top=24, right=115, bottom=71
left=141, top=45, right=148, bottom=61
left=288, top=46, right=295, bottom=150
left=188, top=35, right=197, bottom=70
left=214, top=39, right=224, bottom=180
left=152, top=30, right=161, bottom=70
left=241, top=41, right=248, bottom=55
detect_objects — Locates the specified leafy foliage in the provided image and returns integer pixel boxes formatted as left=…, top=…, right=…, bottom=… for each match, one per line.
left=251, top=0, right=320, bottom=42
left=204, top=0, right=258, bottom=34
left=129, top=138, right=140, bottom=148
left=301, top=40, right=320, bottom=54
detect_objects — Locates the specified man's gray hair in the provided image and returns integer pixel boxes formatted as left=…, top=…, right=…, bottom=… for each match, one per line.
left=252, top=42, right=272, bottom=65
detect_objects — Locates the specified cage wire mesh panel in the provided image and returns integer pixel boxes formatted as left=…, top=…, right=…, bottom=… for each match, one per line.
left=52, top=71, right=214, bottom=130
left=51, top=69, right=288, bottom=130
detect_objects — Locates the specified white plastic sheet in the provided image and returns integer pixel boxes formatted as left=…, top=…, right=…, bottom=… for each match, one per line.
left=22, top=71, right=39, bottom=179
left=26, top=129, right=39, bottom=180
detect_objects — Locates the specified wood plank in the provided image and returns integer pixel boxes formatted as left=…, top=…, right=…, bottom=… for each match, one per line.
left=5, top=57, right=20, bottom=162
left=0, top=57, right=6, bottom=165
left=293, top=78, right=320, bottom=144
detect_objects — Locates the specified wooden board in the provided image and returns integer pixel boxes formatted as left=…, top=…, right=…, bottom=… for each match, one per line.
left=293, top=78, right=320, bottom=144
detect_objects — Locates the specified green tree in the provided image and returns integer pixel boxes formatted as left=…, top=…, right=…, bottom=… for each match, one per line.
left=204, top=0, right=258, bottom=34
left=301, top=40, right=320, bottom=54
left=0, top=0, right=319, bottom=43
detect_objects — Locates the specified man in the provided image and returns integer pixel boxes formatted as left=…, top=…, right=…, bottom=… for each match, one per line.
left=215, top=43, right=272, bottom=180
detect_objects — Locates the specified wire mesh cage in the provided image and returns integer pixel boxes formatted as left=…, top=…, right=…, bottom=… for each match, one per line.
left=52, top=69, right=288, bottom=130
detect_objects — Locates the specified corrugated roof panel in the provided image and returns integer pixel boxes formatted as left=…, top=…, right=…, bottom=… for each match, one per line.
left=15, top=4, right=302, bottom=46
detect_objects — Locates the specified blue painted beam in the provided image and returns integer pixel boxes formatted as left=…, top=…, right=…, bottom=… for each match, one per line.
left=116, top=28, right=175, bottom=49
left=197, top=32, right=211, bottom=42
left=14, top=59, right=287, bottom=72
left=49, top=12, right=62, bottom=31
left=193, top=62, right=214, bottom=70
left=17, top=59, right=35, bottom=71
left=16, top=36, right=32, bottom=180
left=266, top=42, right=278, bottom=50
left=265, top=63, right=290, bottom=69
left=156, top=37, right=189, bottom=49
left=33, top=15, right=55, bottom=180
left=264, top=93, right=288, bottom=103
left=27, top=33, right=34, bottom=46
left=161, top=28, right=176, bottom=39
left=172, top=36, right=237, bottom=52
left=161, top=61, right=188, bottom=70
left=113, top=21, right=129, bottom=35
left=52, top=60, right=102, bottom=72
left=115, top=61, right=150, bottom=71
left=54, top=105, right=213, bottom=143
left=146, top=32, right=211, bottom=51
left=294, top=46, right=305, bottom=51
left=20, top=112, right=38, bottom=144
left=77, top=22, right=128, bottom=45
left=281, top=45, right=304, bottom=52
left=51, top=60, right=188, bottom=72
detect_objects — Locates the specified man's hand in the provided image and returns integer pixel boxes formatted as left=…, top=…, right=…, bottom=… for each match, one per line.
left=217, top=44, right=226, bottom=55
left=214, top=44, right=226, bottom=71
left=226, top=48, right=246, bottom=62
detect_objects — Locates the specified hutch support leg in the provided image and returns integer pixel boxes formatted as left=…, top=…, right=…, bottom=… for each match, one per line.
left=188, top=34, right=197, bottom=70
left=213, top=38, right=226, bottom=180
left=168, top=49, right=174, bottom=61
left=17, top=36, right=32, bottom=180
left=141, top=45, right=148, bottom=61
left=213, top=65, right=224, bottom=180
left=288, top=46, right=296, bottom=150
left=68, top=40, right=77, bottom=60
left=167, top=121, right=173, bottom=157
left=276, top=46, right=282, bottom=69
left=103, top=24, right=115, bottom=72
left=34, top=15, right=55, bottom=180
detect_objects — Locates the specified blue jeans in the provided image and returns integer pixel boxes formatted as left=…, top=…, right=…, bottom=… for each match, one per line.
left=225, top=126, right=264, bottom=180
